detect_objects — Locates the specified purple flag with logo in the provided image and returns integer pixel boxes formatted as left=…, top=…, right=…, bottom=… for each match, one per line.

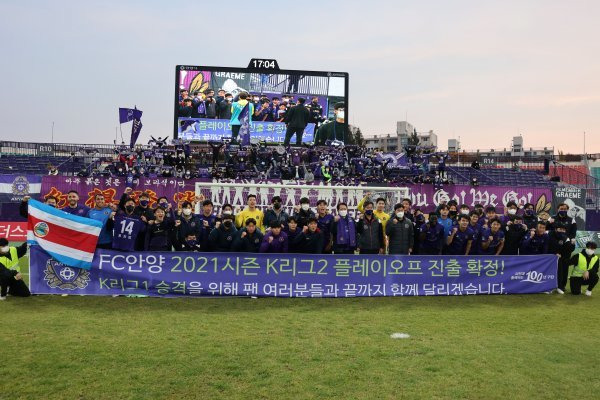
left=119, top=107, right=143, bottom=124
left=130, top=118, right=143, bottom=148
left=238, top=103, right=251, bottom=146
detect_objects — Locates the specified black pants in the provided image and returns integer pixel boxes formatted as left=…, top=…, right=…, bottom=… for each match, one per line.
left=570, top=272, right=599, bottom=295
left=1, top=276, right=31, bottom=297
left=360, top=249, right=380, bottom=254
left=231, top=125, right=241, bottom=141
left=557, top=257, right=570, bottom=291
left=284, top=127, right=304, bottom=146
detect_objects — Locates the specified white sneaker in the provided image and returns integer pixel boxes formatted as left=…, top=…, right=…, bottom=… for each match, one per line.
left=556, top=288, right=565, bottom=295
left=585, top=290, right=592, bottom=296
left=0, top=296, right=6, bottom=301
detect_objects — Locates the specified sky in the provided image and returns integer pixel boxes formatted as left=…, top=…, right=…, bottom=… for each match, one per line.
left=1, top=0, right=599, bottom=154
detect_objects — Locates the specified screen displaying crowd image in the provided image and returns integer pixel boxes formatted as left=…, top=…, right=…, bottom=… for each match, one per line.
left=175, top=66, right=348, bottom=145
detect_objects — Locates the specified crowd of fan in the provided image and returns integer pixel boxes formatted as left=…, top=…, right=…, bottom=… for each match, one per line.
left=74, top=136, right=455, bottom=186
left=17, top=189, right=599, bottom=296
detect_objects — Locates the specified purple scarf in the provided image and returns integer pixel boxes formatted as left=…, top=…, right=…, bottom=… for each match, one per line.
left=336, top=216, right=356, bottom=247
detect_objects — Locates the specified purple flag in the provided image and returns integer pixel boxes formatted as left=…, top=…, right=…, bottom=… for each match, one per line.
left=130, top=118, right=143, bottom=148
left=119, top=107, right=143, bottom=124
left=238, top=103, right=251, bottom=146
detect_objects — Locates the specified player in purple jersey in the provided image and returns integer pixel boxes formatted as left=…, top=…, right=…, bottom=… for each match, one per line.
left=62, top=190, right=90, bottom=217
left=112, top=212, right=145, bottom=252
left=479, top=218, right=505, bottom=255
left=445, top=215, right=475, bottom=255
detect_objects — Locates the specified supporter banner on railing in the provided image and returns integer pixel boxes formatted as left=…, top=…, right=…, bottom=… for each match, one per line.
left=178, top=118, right=315, bottom=143
left=40, top=176, right=553, bottom=215
left=29, top=246, right=557, bottom=297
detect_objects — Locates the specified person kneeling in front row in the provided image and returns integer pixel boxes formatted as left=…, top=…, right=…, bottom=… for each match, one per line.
left=569, top=242, right=599, bottom=296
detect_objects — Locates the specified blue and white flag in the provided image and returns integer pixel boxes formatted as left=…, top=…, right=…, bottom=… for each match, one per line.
left=27, top=199, right=103, bottom=269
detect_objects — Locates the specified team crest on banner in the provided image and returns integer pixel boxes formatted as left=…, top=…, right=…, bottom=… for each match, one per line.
left=43, top=258, right=91, bottom=290
left=12, top=176, right=30, bottom=195
left=33, top=222, right=49, bottom=238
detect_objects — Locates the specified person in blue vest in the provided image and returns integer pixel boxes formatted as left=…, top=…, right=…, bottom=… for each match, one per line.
left=568, top=242, right=598, bottom=296
left=330, top=202, right=357, bottom=254
left=0, top=238, right=30, bottom=300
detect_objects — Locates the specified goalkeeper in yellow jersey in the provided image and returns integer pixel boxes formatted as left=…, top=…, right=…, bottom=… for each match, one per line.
left=235, top=194, right=264, bottom=232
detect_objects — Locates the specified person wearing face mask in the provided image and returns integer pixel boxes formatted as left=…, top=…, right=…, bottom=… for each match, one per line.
left=385, top=203, right=414, bottom=255
left=568, top=242, right=598, bottom=296
left=500, top=215, right=528, bottom=255
left=412, top=209, right=426, bottom=255
left=292, top=197, right=315, bottom=229
left=316, top=199, right=334, bottom=253
left=176, top=201, right=202, bottom=250
left=217, top=93, right=233, bottom=119
left=549, top=227, right=576, bottom=294
left=419, top=215, right=446, bottom=255
left=520, top=221, right=550, bottom=255
left=63, top=190, right=90, bottom=216
left=235, top=194, right=264, bottom=231
left=156, top=196, right=175, bottom=221
left=19, top=195, right=58, bottom=218
left=218, top=204, right=235, bottom=225
left=499, top=201, right=519, bottom=226
left=548, top=203, right=577, bottom=240
left=264, top=196, right=290, bottom=230
left=208, top=215, right=238, bottom=252
left=112, top=198, right=146, bottom=251
left=521, top=203, right=538, bottom=230
left=330, top=203, right=357, bottom=254
left=355, top=201, right=384, bottom=254
left=0, top=238, right=30, bottom=300
left=315, top=102, right=353, bottom=145
left=134, top=192, right=155, bottom=222
left=180, top=233, right=203, bottom=252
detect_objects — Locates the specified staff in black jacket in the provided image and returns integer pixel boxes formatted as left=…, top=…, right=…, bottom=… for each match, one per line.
left=144, top=208, right=179, bottom=251
left=293, top=218, right=324, bottom=253
left=549, top=226, right=576, bottom=294
left=232, top=219, right=264, bottom=252
left=283, top=98, right=310, bottom=146
left=501, top=215, right=528, bottom=255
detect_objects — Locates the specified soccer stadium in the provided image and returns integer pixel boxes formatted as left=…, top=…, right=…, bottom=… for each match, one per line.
left=2, top=3, right=600, bottom=399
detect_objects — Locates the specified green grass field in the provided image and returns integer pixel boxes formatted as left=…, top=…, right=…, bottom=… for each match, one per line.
left=1, top=257, right=599, bottom=400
